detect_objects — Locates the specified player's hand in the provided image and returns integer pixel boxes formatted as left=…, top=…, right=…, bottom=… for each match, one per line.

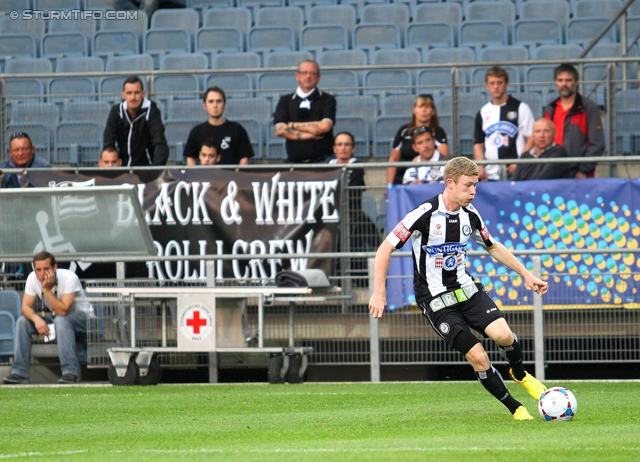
left=477, top=165, right=488, bottom=181
left=34, top=316, right=49, bottom=336
left=42, top=270, right=56, bottom=291
left=369, top=293, right=386, bottom=318
left=526, top=275, right=548, bottom=297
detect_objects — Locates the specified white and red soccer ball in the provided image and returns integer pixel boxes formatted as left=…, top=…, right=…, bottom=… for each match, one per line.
left=538, top=387, right=578, bottom=421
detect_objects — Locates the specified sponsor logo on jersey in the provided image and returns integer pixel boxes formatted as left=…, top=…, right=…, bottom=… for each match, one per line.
left=506, top=111, right=518, bottom=121
left=462, top=225, right=471, bottom=236
left=423, top=242, right=466, bottom=256
left=443, top=255, right=457, bottom=270
left=439, top=323, right=450, bottom=334
left=485, top=121, right=518, bottom=137
left=392, top=221, right=412, bottom=243
left=480, top=226, right=492, bottom=241
left=221, top=136, right=231, bottom=150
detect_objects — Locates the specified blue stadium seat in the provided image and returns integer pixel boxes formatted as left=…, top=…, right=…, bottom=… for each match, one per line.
left=361, top=4, right=410, bottom=36
left=0, top=34, right=36, bottom=69
left=0, top=0, right=28, bottom=13
left=413, top=3, right=462, bottom=45
left=319, top=70, right=359, bottom=96
left=373, top=48, right=420, bottom=82
left=209, top=52, right=261, bottom=98
left=93, top=30, right=139, bottom=57
left=257, top=72, right=297, bottom=97
left=160, top=53, right=208, bottom=71
left=380, top=94, right=416, bottom=116
left=308, top=5, right=357, bottom=47
left=422, top=47, right=474, bottom=89
left=42, top=32, right=89, bottom=59
left=519, top=0, right=569, bottom=32
left=615, top=111, right=640, bottom=154
left=459, top=20, right=509, bottom=53
left=5, top=59, right=52, bottom=94
left=47, top=17, right=96, bottom=54
left=353, top=23, right=402, bottom=62
left=55, top=121, right=102, bottom=165
left=188, top=0, right=233, bottom=10
left=164, top=119, right=201, bottom=163
left=513, top=19, right=563, bottom=57
left=143, top=29, right=192, bottom=68
left=524, top=64, right=558, bottom=95
left=224, top=97, right=272, bottom=126
left=248, top=26, right=296, bottom=53
left=196, top=28, right=243, bottom=63
left=61, top=101, right=111, bottom=125
left=203, top=7, right=252, bottom=48
left=0, top=291, right=21, bottom=363
left=533, top=44, right=583, bottom=60
left=166, top=99, right=203, bottom=121
left=3, top=79, right=45, bottom=104
left=0, top=16, right=45, bottom=55
left=317, top=49, right=367, bottom=67
left=150, top=8, right=199, bottom=37
left=335, top=95, right=378, bottom=128
left=100, top=10, right=148, bottom=44
left=11, top=102, right=59, bottom=134
left=510, top=91, right=544, bottom=118
left=334, top=116, right=371, bottom=158
left=573, top=0, right=623, bottom=19
left=374, top=115, right=406, bottom=158
left=84, top=0, right=112, bottom=8
left=364, top=69, right=412, bottom=96
left=255, top=6, right=304, bottom=47
left=48, top=77, right=95, bottom=102
left=300, top=25, right=349, bottom=52
left=34, top=0, right=80, bottom=10
left=342, top=0, right=389, bottom=20
left=238, top=0, right=285, bottom=11
left=406, top=23, right=455, bottom=51
left=105, top=54, right=154, bottom=72
left=289, top=0, right=337, bottom=21
left=567, top=18, right=616, bottom=45
left=264, top=51, right=313, bottom=68
left=465, top=1, right=515, bottom=40
left=158, top=53, right=208, bottom=100
left=56, top=57, right=104, bottom=73
left=5, top=123, right=50, bottom=161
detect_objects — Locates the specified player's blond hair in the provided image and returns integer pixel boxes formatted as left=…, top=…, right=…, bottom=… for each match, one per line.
left=444, top=157, right=479, bottom=183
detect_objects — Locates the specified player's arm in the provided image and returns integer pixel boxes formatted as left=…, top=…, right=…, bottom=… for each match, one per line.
left=473, top=112, right=488, bottom=180
left=21, top=293, right=49, bottom=336
left=485, top=241, right=548, bottom=296
left=369, top=240, right=396, bottom=319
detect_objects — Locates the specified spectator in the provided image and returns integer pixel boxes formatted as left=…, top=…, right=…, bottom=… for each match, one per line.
left=2, top=251, right=92, bottom=384
left=513, top=118, right=573, bottom=181
left=544, top=63, right=605, bottom=178
left=103, top=76, right=169, bottom=167
left=329, top=132, right=365, bottom=210
left=387, top=94, right=448, bottom=186
left=474, top=66, right=534, bottom=181
left=402, top=126, right=445, bottom=185
left=197, top=139, right=221, bottom=166
left=274, top=60, right=336, bottom=163
left=98, top=145, right=122, bottom=168
left=183, top=87, right=253, bottom=166
left=0, top=132, right=51, bottom=188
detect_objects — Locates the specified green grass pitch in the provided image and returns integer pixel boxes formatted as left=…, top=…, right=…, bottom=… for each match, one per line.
left=0, top=381, right=638, bottom=461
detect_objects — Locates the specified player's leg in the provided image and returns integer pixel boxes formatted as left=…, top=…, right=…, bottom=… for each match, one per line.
left=485, top=318, right=547, bottom=400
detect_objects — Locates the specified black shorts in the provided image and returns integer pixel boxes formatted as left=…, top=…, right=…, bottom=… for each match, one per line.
left=419, top=283, right=504, bottom=353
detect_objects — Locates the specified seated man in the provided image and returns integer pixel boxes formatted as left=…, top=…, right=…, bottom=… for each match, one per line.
left=98, top=145, right=122, bottom=168
left=512, top=118, right=573, bottom=181
left=0, top=132, right=51, bottom=188
left=3, top=251, right=92, bottom=384
left=197, top=138, right=221, bottom=166
left=402, top=126, right=445, bottom=184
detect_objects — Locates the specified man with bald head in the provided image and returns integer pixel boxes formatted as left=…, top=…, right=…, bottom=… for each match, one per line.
left=512, top=118, right=573, bottom=181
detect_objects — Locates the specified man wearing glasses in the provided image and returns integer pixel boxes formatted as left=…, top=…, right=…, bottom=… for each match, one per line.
left=273, top=60, right=336, bottom=163
left=0, top=132, right=51, bottom=189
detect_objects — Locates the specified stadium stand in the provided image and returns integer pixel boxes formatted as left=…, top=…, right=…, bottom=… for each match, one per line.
left=93, top=30, right=140, bottom=58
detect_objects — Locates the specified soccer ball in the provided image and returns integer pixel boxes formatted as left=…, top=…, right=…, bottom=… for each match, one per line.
left=538, top=387, right=578, bottom=421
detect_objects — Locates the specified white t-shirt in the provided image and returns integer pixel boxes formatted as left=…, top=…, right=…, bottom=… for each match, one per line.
left=25, top=268, right=92, bottom=315
left=402, top=152, right=445, bottom=184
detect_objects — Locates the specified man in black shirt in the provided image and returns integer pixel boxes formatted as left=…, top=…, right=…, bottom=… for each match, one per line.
left=184, top=86, right=254, bottom=166
left=273, top=60, right=336, bottom=163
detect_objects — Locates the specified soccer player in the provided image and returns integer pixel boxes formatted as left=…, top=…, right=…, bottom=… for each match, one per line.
left=369, top=156, right=548, bottom=420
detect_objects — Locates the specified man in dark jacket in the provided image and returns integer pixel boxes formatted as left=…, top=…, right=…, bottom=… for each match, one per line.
left=0, top=132, right=51, bottom=188
left=513, top=118, right=573, bottom=181
left=103, top=76, right=169, bottom=166
left=543, top=63, right=604, bottom=178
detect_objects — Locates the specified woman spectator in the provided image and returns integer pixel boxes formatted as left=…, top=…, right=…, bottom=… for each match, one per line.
left=386, top=94, right=449, bottom=185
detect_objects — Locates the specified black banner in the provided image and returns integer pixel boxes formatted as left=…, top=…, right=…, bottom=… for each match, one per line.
left=25, top=168, right=343, bottom=281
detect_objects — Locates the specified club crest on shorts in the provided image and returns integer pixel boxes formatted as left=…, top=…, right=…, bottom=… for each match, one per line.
left=439, top=322, right=450, bottom=334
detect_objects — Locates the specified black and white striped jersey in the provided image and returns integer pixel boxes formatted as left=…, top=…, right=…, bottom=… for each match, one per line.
left=386, top=194, right=495, bottom=304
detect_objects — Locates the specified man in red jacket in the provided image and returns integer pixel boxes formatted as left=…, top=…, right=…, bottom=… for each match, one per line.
left=543, top=63, right=604, bottom=178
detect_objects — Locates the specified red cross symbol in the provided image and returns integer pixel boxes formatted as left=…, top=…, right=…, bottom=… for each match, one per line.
left=186, top=310, right=207, bottom=334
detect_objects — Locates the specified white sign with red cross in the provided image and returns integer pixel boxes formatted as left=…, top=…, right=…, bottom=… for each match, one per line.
left=177, top=294, right=215, bottom=351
